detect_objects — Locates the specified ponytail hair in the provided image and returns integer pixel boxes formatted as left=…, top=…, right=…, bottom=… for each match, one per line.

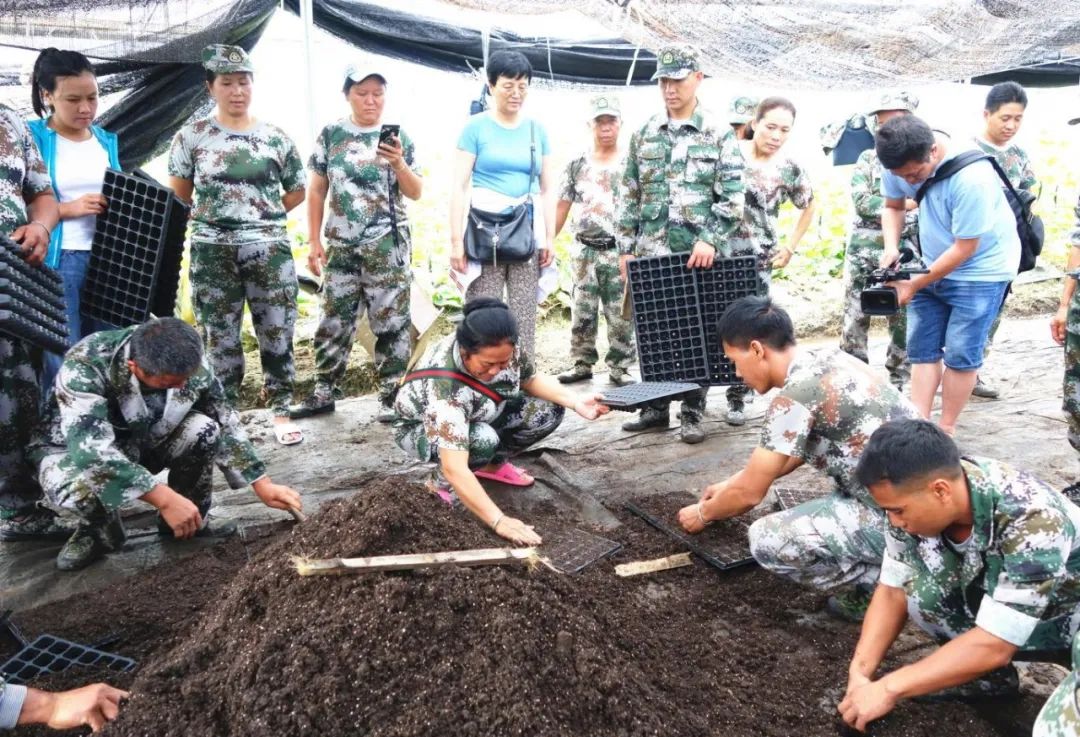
left=30, top=48, right=94, bottom=118
left=456, top=298, right=518, bottom=353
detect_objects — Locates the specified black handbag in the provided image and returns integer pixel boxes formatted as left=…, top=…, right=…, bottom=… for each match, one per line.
left=464, top=122, right=537, bottom=266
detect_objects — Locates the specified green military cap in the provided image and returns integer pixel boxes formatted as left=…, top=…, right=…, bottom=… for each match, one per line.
left=201, top=44, right=254, bottom=74
left=728, top=95, right=759, bottom=125
left=588, top=93, right=621, bottom=120
left=868, top=91, right=918, bottom=115
left=651, top=44, right=702, bottom=81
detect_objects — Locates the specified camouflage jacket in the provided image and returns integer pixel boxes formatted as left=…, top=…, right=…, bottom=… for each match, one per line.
left=730, top=152, right=813, bottom=259
left=31, top=327, right=266, bottom=508
left=850, top=148, right=919, bottom=237
left=880, top=456, right=1080, bottom=649
left=167, top=117, right=306, bottom=245
left=615, top=104, right=745, bottom=256
left=974, top=137, right=1037, bottom=192
left=559, top=151, right=624, bottom=240
left=394, top=334, right=535, bottom=454
left=760, top=348, right=920, bottom=507
left=310, top=119, right=417, bottom=246
left=0, top=104, right=52, bottom=232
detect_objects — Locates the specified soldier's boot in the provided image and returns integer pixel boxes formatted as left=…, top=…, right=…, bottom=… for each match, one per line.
left=726, top=397, right=747, bottom=427
left=289, top=383, right=335, bottom=420
left=0, top=506, right=76, bottom=542
left=558, top=364, right=593, bottom=384
left=1062, top=481, right=1080, bottom=504
left=825, top=583, right=875, bottom=623
left=621, top=406, right=669, bottom=432
left=679, top=413, right=705, bottom=445
left=608, top=368, right=635, bottom=387
left=971, top=375, right=1000, bottom=399
left=55, top=512, right=125, bottom=572
left=915, top=665, right=1019, bottom=702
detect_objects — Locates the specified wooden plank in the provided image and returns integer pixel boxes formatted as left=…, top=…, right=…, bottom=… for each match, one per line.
left=292, top=547, right=538, bottom=577
left=614, top=552, right=693, bottom=577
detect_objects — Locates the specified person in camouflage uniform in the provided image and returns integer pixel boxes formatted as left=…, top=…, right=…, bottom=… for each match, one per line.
left=1052, top=176, right=1080, bottom=498
left=0, top=103, right=67, bottom=543
left=167, top=45, right=306, bottom=444
left=971, top=81, right=1038, bottom=400
left=676, top=298, right=919, bottom=615
left=394, top=298, right=609, bottom=546
left=554, top=94, right=635, bottom=387
left=840, top=92, right=920, bottom=391
left=728, top=94, right=758, bottom=141
left=614, top=44, right=745, bottom=444
left=1033, top=631, right=1080, bottom=737
left=840, top=419, right=1080, bottom=732
left=30, top=317, right=302, bottom=571
left=291, top=67, right=421, bottom=423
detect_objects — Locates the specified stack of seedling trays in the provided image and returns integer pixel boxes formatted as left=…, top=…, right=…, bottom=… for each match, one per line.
left=626, top=254, right=760, bottom=386
left=81, top=168, right=189, bottom=327
left=0, top=237, right=69, bottom=354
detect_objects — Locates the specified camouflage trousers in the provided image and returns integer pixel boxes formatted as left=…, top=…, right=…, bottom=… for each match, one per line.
left=395, top=394, right=565, bottom=468
left=0, top=335, right=44, bottom=518
left=840, top=229, right=909, bottom=387
left=315, top=231, right=413, bottom=404
left=748, top=492, right=886, bottom=590
left=1064, top=288, right=1080, bottom=455
left=1033, top=632, right=1080, bottom=737
left=568, top=244, right=634, bottom=372
left=38, top=412, right=220, bottom=525
left=190, top=239, right=298, bottom=417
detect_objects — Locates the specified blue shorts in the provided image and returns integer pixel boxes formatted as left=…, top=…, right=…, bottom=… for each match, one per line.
left=906, top=278, right=1009, bottom=371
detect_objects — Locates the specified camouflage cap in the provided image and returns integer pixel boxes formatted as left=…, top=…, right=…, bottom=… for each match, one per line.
left=588, top=94, right=621, bottom=120
left=867, top=91, right=918, bottom=115
left=651, top=44, right=701, bottom=81
left=728, top=95, right=759, bottom=125
left=345, top=64, right=387, bottom=86
left=201, top=44, right=254, bottom=74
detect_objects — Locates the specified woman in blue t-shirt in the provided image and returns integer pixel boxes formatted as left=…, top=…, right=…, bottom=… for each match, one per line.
left=449, top=50, right=555, bottom=357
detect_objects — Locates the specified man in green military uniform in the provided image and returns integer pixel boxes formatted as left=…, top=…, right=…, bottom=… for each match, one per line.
left=555, top=93, right=635, bottom=388
left=1033, top=631, right=1080, bottom=736
left=615, top=43, right=745, bottom=444
left=676, top=297, right=919, bottom=619
left=840, top=419, right=1080, bottom=732
left=0, top=104, right=67, bottom=542
left=840, top=92, right=919, bottom=391
left=31, top=317, right=303, bottom=570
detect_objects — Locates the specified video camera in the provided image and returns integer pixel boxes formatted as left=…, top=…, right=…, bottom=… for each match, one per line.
left=860, top=247, right=929, bottom=316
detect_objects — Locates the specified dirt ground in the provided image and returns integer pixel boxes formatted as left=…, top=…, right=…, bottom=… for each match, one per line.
left=2, top=483, right=1048, bottom=737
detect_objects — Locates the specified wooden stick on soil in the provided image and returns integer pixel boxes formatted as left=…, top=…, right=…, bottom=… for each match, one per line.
left=291, top=547, right=539, bottom=576
left=614, top=552, right=693, bottom=577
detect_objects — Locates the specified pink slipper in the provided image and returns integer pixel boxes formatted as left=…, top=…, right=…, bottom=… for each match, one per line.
left=474, top=462, right=535, bottom=487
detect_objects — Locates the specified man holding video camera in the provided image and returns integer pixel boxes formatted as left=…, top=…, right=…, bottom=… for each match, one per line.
left=876, top=115, right=1019, bottom=436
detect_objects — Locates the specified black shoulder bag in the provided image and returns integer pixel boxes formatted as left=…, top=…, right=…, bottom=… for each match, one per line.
left=464, top=121, right=538, bottom=266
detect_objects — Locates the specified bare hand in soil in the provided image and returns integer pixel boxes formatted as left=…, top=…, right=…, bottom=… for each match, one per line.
left=146, top=485, right=202, bottom=539
left=574, top=394, right=611, bottom=420
left=252, top=478, right=303, bottom=513
left=494, top=516, right=541, bottom=546
left=686, top=240, right=716, bottom=269
left=37, top=683, right=128, bottom=733
left=838, top=677, right=898, bottom=733
left=676, top=502, right=707, bottom=534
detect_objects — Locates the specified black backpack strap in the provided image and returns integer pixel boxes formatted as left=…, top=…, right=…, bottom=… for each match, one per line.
left=914, top=150, right=990, bottom=204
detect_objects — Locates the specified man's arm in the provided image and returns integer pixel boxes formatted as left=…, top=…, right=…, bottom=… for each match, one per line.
left=1052, top=196, right=1080, bottom=345
left=554, top=199, right=572, bottom=238
left=677, top=447, right=795, bottom=532
left=15, top=683, right=128, bottom=733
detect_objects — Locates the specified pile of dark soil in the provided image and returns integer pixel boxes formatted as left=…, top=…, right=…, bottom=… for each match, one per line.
left=8, top=480, right=1043, bottom=736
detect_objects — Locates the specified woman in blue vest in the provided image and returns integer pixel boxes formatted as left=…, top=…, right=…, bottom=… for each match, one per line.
left=28, top=48, right=120, bottom=397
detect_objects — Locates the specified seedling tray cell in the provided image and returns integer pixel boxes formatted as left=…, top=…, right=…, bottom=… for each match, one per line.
left=625, top=500, right=759, bottom=571
left=600, top=381, right=702, bottom=410
left=540, top=528, right=622, bottom=574
left=774, top=487, right=830, bottom=511
left=0, top=634, right=136, bottom=685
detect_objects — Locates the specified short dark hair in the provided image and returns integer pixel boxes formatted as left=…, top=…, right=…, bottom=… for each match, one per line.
left=486, top=50, right=532, bottom=86
left=875, top=114, right=935, bottom=170
left=985, top=81, right=1027, bottom=113
left=456, top=298, right=518, bottom=353
left=30, top=48, right=94, bottom=118
left=855, top=419, right=962, bottom=490
left=716, top=296, right=796, bottom=351
left=129, top=318, right=204, bottom=378
left=755, top=96, right=797, bottom=123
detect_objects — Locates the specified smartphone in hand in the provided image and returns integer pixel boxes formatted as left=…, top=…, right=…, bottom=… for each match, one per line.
left=378, top=124, right=400, bottom=146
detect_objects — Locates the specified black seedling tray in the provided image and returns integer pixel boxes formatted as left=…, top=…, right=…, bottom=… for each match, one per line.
left=774, top=486, right=829, bottom=511
left=0, top=278, right=67, bottom=325
left=540, top=527, right=622, bottom=574
left=627, top=254, right=761, bottom=385
left=0, top=238, right=64, bottom=292
left=600, top=381, right=702, bottom=410
left=0, top=634, right=136, bottom=685
left=82, top=169, right=189, bottom=326
left=625, top=501, right=759, bottom=571
left=0, top=309, right=69, bottom=354
left=0, top=242, right=69, bottom=353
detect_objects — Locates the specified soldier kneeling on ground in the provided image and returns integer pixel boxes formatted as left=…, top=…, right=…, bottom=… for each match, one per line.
left=675, top=296, right=919, bottom=620
left=840, top=419, right=1080, bottom=732
left=29, top=317, right=302, bottom=571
